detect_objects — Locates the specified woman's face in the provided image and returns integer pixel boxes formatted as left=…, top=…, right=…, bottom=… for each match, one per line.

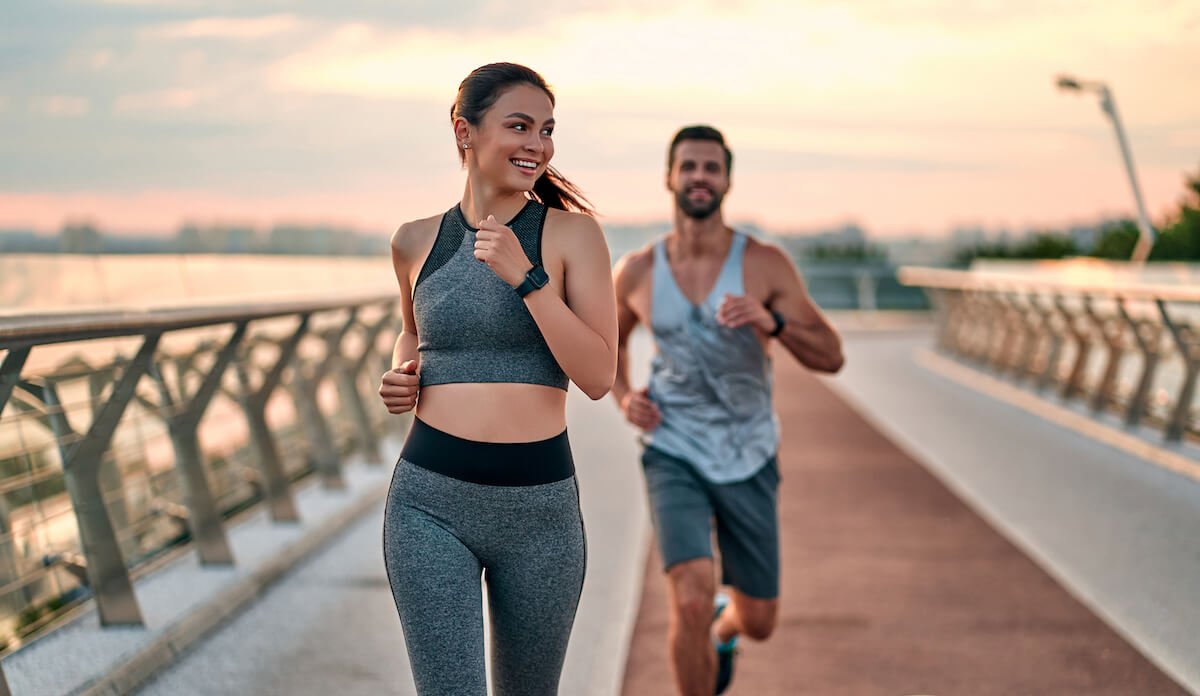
left=464, top=83, right=555, bottom=192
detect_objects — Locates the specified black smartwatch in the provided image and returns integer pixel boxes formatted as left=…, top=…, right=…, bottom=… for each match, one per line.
left=769, top=310, right=786, bottom=337
left=514, top=264, right=550, bottom=298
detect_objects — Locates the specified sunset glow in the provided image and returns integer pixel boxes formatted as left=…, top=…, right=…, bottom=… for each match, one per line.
left=2, top=0, right=1198, bottom=236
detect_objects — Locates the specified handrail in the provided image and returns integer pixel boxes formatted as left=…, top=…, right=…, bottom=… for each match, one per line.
left=899, top=265, right=1199, bottom=443
left=0, top=290, right=396, bottom=350
left=897, top=266, right=1200, bottom=303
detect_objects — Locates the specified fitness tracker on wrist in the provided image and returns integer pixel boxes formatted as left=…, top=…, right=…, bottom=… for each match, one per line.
left=769, top=310, right=786, bottom=337
left=515, top=265, right=549, bottom=298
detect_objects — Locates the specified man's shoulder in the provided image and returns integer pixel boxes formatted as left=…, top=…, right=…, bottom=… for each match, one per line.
left=613, top=241, right=657, bottom=280
left=741, top=234, right=795, bottom=274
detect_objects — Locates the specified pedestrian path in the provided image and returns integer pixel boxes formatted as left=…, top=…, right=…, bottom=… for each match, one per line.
left=621, top=333, right=1191, bottom=696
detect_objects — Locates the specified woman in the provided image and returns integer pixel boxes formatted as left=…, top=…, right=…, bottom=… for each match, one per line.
left=377, top=63, right=618, bottom=696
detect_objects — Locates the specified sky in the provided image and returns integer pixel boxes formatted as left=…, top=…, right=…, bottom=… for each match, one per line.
left=2, top=0, right=1199, bottom=238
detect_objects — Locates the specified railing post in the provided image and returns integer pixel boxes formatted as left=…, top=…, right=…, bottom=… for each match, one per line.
left=149, top=322, right=247, bottom=565
left=1033, top=294, right=1066, bottom=393
left=336, top=306, right=397, bottom=466
left=1056, top=297, right=1093, bottom=401
left=1157, top=300, right=1199, bottom=442
left=854, top=268, right=877, bottom=312
left=1083, top=298, right=1126, bottom=414
left=987, top=293, right=1020, bottom=371
left=1117, top=300, right=1161, bottom=428
left=291, top=310, right=358, bottom=489
left=1010, top=292, right=1045, bottom=382
left=84, top=370, right=131, bottom=537
left=236, top=316, right=310, bottom=523
left=49, top=334, right=159, bottom=626
left=0, top=347, right=30, bottom=415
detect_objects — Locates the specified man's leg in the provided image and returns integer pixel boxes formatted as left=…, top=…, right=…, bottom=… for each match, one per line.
left=713, top=589, right=778, bottom=642
left=666, top=558, right=718, bottom=696
left=641, top=448, right=720, bottom=696
left=712, top=456, right=782, bottom=644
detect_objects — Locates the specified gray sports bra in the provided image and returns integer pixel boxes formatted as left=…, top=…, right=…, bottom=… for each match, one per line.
left=412, top=199, right=568, bottom=391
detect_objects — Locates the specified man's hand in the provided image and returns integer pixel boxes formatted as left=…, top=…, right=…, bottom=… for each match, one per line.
left=474, top=215, right=534, bottom=288
left=379, top=360, right=419, bottom=415
left=717, top=293, right=775, bottom=333
left=620, top=386, right=662, bottom=431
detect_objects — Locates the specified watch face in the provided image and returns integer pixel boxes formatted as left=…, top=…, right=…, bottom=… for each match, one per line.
left=529, top=265, right=549, bottom=287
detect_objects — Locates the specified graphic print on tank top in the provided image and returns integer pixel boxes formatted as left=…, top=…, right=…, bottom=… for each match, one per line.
left=646, top=231, right=780, bottom=483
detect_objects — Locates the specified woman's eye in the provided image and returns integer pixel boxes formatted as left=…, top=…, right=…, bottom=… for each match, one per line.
left=512, top=123, right=526, bottom=131
left=541, top=129, right=553, bottom=136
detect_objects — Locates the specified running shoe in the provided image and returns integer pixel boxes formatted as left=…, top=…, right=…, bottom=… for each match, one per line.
left=713, top=591, right=738, bottom=695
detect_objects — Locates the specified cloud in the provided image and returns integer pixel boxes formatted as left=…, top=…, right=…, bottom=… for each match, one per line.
left=113, top=88, right=198, bottom=113
left=148, top=14, right=305, bottom=40
left=35, top=96, right=91, bottom=116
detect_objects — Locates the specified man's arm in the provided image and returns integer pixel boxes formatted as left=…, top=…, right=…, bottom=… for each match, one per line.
left=611, top=250, right=662, bottom=430
left=717, top=244, right=844, bottom=373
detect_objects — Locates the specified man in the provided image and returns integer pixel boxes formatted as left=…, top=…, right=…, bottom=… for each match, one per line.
left=612, top=125, right=844, bottom=695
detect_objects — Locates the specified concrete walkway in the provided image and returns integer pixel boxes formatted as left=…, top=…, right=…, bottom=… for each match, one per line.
left=621, top=333, right=1191, bottom=696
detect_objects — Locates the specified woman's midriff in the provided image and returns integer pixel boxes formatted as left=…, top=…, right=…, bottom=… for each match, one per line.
left=413, top=382, right=568, bottom=443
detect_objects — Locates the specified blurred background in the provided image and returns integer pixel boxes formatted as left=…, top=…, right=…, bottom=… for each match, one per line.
left=2, top=2, right=1199, bottom=695
left=2, top=0, right=1198, bottom=282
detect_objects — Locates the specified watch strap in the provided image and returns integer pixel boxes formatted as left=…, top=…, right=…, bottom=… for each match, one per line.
left=769, top=310, right=786, bottom=337
left=515, top=265, right=547, bottom=298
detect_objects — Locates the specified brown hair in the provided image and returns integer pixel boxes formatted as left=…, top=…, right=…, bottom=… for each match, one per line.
left=452, top=63, right=594, bottom=215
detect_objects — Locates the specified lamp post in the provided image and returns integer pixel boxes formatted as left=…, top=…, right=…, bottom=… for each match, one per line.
left=1056, top=75, right=1155, bottom=263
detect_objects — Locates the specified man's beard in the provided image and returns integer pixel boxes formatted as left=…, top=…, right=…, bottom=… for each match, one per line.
left=675, top=185, right=724, bottom=220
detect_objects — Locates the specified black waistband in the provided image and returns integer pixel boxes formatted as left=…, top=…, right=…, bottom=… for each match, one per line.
left=399, top=418, right=574, bottom=486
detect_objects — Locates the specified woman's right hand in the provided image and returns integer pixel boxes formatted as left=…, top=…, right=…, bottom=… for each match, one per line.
left=379, top=360, right=420, bottom=414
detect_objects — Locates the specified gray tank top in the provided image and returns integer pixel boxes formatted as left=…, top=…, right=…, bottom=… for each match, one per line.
left=412, top=199, right=568, bottom=391
left=645, top=231, right=780, bottom=483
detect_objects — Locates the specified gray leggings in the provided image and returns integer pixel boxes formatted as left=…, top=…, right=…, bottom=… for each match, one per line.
left=383, top=457, right=586, bottom=695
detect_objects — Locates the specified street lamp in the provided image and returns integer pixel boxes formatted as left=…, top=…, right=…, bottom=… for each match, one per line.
left=1056, top=74, right=1155, bottom=263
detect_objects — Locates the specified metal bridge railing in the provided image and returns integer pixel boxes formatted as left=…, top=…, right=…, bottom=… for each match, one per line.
left=0, top=293, right=402, bottom=695
left=899, top=267, right=1200, bottom=443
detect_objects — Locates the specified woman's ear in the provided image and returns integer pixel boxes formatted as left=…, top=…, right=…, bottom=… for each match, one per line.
left=453, top=116, right=471, bottom=146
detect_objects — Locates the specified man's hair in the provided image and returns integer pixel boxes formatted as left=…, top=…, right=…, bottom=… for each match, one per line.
left=667, top=125, right=733, bottom=174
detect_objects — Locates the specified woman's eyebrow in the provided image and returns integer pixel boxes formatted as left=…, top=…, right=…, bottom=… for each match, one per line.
left=505, top=112, right=555, bottom=126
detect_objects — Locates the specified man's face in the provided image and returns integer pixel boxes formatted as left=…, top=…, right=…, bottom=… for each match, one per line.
left=667, top=140, right=730, bottom=220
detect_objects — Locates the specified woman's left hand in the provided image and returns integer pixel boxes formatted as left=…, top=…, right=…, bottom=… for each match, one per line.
left=474, top=215, right=533, bottom=287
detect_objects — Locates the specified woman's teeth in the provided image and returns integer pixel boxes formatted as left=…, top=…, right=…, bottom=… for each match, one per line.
left=512, top=159, right=538, bottom=170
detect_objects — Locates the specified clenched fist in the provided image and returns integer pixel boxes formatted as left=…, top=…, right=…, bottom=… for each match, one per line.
left=379, top=360, right=420, bottom=415
left=620, top=386, right=662, bottom=432
left=716, top=293, right=775, bottom=333
left=473, top=214, right=534, bottom=287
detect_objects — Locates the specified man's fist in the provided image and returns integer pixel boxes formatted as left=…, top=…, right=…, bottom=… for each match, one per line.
left=621, top=386, right=662, bottom=431
left=716, top=293, right=774, bottom=334
left=379, top=360, right=420, bottom=415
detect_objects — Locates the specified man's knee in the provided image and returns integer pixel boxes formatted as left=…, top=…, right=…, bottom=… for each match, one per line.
left=735, top=596, right=778, bottom=641
left=667, top=560, right=715, bottom=629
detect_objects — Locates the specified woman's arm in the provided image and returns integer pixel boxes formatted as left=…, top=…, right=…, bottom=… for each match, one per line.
left=524, top=213, right=618, bottom=399
left=379, top=222, right=424, bottom=414
left=474, top=212, right=618, bottom=399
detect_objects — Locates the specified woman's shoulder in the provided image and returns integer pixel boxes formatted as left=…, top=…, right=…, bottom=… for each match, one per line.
left=543, top=207, right=604, bottom=244
left=390, top=213, right=442, bottom=260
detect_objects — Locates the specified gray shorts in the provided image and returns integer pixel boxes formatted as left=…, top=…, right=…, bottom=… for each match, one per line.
left=641, top=446, right=781, bottom=599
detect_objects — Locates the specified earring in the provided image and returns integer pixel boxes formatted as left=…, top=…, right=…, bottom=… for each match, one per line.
left=461, top=142, right=470, bottom=149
